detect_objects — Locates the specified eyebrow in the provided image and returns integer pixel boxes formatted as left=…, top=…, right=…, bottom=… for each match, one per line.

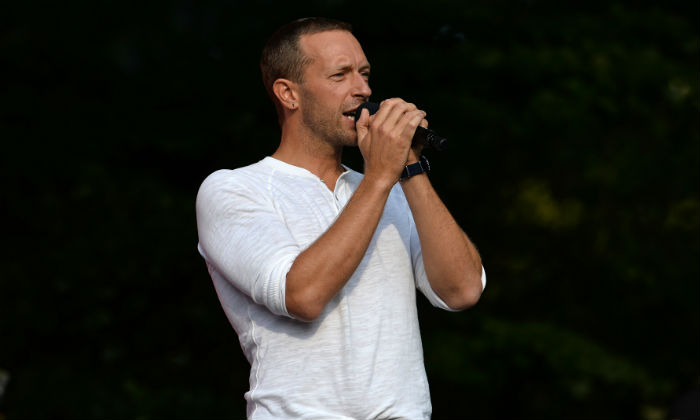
left=332, top=62, right=371, bottom=73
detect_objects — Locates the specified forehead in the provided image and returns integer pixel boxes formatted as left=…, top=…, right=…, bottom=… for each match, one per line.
left=299, top=30, right=368, bottom=69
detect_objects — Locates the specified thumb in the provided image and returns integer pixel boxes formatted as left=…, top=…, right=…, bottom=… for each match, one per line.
left=356, top=108, right=370, bottom=140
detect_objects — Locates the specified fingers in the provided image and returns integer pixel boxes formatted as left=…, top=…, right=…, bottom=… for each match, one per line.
left=356, top=107, right=370, bottom=130
left=356, top=108, right=370, bottom=146
left=374, top=98, right=418, bottom=126
left=378, top=98, right=418, bottom=129
left=372, top=98, right=426, bottom=144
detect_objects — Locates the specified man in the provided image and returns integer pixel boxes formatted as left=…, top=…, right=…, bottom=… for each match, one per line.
left=196, top=17, right=486, bottom=420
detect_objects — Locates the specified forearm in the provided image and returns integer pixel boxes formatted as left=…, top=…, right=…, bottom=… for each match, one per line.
left=285, top=177, right=393, bottom=321
left=401, top=173, right=483, bottom=310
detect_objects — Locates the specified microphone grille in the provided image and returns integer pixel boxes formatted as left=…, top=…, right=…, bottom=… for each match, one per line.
left=354, top=102, right=380, bottom=121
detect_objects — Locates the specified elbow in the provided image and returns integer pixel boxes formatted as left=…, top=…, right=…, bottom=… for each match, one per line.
left=444, top=276, right=483, bottom=311
left=285, top=267, right=336, bottom=322
left=285, top=289, right=324, bottom=322
left=446, top=288, right=482, bottom=311
left=289, top=306, right=323, bottom=323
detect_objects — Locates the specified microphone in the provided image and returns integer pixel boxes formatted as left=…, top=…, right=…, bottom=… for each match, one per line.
left=354, top=102, right=448, bottom=151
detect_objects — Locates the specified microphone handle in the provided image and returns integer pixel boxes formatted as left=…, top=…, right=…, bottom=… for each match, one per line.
left=355, top=102, right=448, bottom=151
left=415, top=127, right=448, bottom=151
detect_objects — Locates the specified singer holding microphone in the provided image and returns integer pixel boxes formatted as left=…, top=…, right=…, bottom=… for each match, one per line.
left=196, top=17, right=486, bottom=420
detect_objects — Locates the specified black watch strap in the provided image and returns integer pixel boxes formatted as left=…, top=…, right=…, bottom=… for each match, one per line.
left=400, top=155, right=430, bottom=180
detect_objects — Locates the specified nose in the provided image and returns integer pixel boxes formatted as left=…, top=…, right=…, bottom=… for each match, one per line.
left=352, top=72, right=372, bottom=99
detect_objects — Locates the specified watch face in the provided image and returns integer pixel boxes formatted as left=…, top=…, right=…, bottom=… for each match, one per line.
left=401, top=156, right=429, bottom=180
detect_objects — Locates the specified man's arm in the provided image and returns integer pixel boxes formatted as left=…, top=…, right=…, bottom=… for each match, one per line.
left=285, top=100, right=427, bottom=321
left=284, top=176, right=393, bottom=321
left=401, top=172, right=484, bottom=310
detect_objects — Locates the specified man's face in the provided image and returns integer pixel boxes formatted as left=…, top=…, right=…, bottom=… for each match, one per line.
left=297, top=30, right=372, bottom=147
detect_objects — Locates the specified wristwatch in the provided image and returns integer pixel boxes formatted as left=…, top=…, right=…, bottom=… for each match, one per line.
left=400, top=155, right=430, bottom=181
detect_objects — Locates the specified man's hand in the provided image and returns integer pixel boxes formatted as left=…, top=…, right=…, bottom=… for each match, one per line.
left=407, top=118, right=428, bottom=165
left=285, top=99, right=436, bottom=321
left=356, top=98, right=428, bottom=186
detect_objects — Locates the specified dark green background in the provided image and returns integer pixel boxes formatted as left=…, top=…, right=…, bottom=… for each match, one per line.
left=2, top=0, right=698, bottom=418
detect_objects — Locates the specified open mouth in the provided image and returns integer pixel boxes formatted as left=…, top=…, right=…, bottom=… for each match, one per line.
left=343, top=111, right=356, bottom=122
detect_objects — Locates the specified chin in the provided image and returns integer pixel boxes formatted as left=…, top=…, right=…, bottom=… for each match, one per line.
left=342, top=135, right=358, bottom=147
left=329, top=130, right=357, bottom=148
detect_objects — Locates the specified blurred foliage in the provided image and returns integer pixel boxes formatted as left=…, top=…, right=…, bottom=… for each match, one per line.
left=1, top=0, right=698, bottom=419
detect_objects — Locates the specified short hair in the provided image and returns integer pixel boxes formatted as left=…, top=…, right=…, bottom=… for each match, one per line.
left=260, top=17, right=353, bottom=107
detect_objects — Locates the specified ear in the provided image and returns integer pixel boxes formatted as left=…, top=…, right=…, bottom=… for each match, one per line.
left=272, top=78, right=299, bottom=111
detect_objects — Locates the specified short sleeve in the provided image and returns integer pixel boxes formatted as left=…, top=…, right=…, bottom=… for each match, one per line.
left=196, top=170, right=300, bottom=318
left=409, top=211, right=487, bottom=311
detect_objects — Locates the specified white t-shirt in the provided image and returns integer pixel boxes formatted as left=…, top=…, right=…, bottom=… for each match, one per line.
left=196, top=157, right=485, bottom=420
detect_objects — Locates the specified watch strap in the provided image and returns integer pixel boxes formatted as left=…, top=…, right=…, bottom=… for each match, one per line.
left=400, top=155, right=430, bottom=180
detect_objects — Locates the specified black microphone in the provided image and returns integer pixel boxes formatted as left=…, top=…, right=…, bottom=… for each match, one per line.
left=354, top=102, right=448, bottom=151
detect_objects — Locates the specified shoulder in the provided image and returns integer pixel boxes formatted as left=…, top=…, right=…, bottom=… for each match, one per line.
left=196, top=160, right=274, bottom=210
left=199, top=159, right=274, bottom=191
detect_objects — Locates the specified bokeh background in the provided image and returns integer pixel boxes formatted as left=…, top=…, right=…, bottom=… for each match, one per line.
left=1, top=0, right=698, bottom=418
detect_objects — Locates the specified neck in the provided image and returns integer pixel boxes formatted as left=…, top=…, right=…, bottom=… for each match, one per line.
left=272, top=123, right=345, bottom=190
